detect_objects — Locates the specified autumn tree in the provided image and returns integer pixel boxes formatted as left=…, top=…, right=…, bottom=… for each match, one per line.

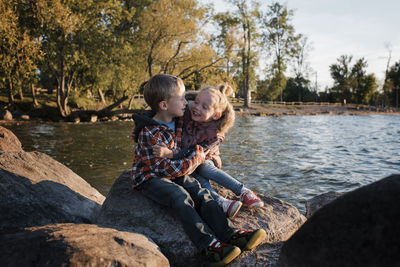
left=0, top=0, right=41, bottom=104
left=34, top=0, right=126, bottom=117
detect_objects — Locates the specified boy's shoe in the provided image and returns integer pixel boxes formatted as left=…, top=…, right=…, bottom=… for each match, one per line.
left=229, top=229, right=266, bottom=251
left=219, top=198, right=242, bottom=218
left=240, top=188, right=264, bottom=208
left=204, top=240, right=241, bottom=267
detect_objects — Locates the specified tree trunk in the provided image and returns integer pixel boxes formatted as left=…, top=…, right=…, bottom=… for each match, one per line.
left=8, top=81, right=14, bottom=104
left=19, top=88, right=24, bottom=101
left=128, top=97, right=134, bottom=110
left=98, top=88, right=106, bottom=105
left=31, top=84, right=38, bottom=106
left=243, top=23, right=251, bottom=108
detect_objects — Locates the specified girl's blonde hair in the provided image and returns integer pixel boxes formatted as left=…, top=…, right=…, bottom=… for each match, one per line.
left=202, top=83, right=235, bottom=134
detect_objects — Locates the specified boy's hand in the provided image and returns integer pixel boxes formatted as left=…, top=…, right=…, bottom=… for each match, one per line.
left=194, top=144, right=207, bottom=161
left=153, top=144, right=174, bottom=159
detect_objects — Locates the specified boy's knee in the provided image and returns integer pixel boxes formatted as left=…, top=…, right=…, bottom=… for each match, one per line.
left=171, top=190, right=194, bottom=208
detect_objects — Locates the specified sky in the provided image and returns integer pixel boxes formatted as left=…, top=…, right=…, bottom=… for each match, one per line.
left=201, top=0, right=400, bottom=90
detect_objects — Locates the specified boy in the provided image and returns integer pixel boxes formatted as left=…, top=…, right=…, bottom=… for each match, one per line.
left=130, top=74, right=266, bottom=266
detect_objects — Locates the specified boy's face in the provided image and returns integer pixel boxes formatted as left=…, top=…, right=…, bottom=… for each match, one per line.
left=165, top=82, right=187, bottom=117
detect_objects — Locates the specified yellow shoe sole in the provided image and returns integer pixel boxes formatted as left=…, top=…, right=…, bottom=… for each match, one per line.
left=245, top=229, right=266, bottom=250
left=210, top=246, right=241, bottom=267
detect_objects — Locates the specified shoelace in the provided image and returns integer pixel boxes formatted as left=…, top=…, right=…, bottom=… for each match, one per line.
left=232, top=229, right=251, bottom=239
left=242, top=190, right=258, bottom=201
left=210, top=240, right=229, bottom=251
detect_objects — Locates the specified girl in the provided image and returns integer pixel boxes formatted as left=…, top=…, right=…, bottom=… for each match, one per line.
left=154, top=84, right=263, bottom=218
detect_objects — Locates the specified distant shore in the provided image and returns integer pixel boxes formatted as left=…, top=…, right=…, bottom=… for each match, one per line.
left=234, top=103, right=400, bottom=116
left=1, top=103, right=399, bottom=124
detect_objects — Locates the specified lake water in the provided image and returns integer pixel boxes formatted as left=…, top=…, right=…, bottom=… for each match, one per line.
left=6, top=115, right=400, bottom=214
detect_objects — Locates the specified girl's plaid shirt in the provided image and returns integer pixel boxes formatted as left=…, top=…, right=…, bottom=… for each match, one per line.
left=130, top=117, right=205, bottom=187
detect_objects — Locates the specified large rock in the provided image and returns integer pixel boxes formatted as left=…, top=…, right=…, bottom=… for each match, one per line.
left=0, top=126, right=23, bottom=152
left=305, top=191, right=344, bottom=218
left=277, top=174, right=400, bottom=267
left=0, top=151, right=105, bottom=230
left=0, top=223, right=169, bottom=267
left=96, top=171, right=306, bottom=266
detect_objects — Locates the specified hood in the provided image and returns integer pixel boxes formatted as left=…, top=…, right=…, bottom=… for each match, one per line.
left=132, top=110, right=158, bottom=142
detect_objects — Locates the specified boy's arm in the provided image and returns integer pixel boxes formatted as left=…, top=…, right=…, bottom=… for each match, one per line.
left=153, top=144, right=174, bottom=159
left=141, top=127, right=205, bottom=178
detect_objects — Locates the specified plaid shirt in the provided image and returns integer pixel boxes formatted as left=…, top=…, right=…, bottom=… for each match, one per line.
left=130, top=115, right=205, bottom=187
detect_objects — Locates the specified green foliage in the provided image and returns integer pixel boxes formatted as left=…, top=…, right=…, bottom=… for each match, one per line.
left=284, top=77, right=317, bottom=102
left=260, top=1, right=301, bottom=101
left=384, top=61, right=400, bottom=107
left=1, top=0, right=395, bottom=114
left=0, top=0, right=41, bottom=102
left=329, top=55, right=378, bottom=104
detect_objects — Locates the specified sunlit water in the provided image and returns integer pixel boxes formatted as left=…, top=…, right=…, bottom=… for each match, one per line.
left=7, top=115, right=400, bottom=214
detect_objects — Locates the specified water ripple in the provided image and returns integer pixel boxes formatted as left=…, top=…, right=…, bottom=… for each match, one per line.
left=7, top=115, right=400, bottom=215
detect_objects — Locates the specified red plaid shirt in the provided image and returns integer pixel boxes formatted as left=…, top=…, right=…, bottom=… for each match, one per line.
left=130, top=116, right=205, bottom=187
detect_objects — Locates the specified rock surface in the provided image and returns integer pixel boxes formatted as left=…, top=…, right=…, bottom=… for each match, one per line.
left=0, top=126, right=23, bottom=152
left=0, top=150, right=105, bottom=230
left=277, top=174, right=400, bottom=267
left=305, top=191, right=344, bottom=218
left=0, top=223, right=169, bottom=267
left=96, top=171, right=306, bottom=266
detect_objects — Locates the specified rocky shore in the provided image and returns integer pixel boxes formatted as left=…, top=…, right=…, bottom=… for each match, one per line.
left=1, top=125, right=399, bottom=266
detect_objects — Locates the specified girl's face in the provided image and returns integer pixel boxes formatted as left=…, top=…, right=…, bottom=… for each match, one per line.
left=190, top=90, right=220, bottom=122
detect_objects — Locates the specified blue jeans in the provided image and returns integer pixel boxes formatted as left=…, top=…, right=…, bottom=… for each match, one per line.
left=136, top=175, right=235, bottom=249
left=191, top=160, right=244, bottom=201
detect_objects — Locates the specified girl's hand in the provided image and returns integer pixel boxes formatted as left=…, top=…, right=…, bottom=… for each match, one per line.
left=153, top=144, right=174, bottom=159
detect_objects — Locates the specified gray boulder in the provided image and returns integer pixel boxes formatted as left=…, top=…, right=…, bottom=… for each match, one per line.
left=0, top=110, right=13, bottom=121
left=96, top=171, right=306, bottom=266
left=0, top=126, right=23, bottom=152
left=277, top=174, right=400, bottom=267
left=0, top=150, right=105, bottom=230
left=0, top=223, right=169, bottom=267
left=305, top=191, right=344, bottom=218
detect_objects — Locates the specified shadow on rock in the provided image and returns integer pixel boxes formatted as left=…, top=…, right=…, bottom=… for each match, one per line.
left=277, top=174, right=400, bottom=267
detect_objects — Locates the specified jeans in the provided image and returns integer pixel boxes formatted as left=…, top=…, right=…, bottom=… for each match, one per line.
left=136, top=175, right=235, bottom=250
left=191, top=160, right=244, bottom=201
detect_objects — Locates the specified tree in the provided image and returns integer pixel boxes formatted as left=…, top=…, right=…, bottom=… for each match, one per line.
left=351, top=58, right=376, bottom=104
left=35, top=0, right=126, bottom=117
left=228, top=0, right=259, bottom=107
left=261, top=1, right=300, bottom=101
left=385, top=61, right=400, bottom=108
left=212, top=12, right=241, bottom=79
left=0, top=0, right=41, bottom=105
left=329, top=55, right=377, bottom=104
left=135, top=0, right=217, bottom=83
left=290, top=35, right=313, bottom=101
left=329, top=55, right=353, bottom=103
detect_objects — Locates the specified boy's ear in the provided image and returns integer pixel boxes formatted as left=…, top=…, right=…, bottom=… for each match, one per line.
left=158, top=100, right=168, bottom=111
left=212, top=112, right=222, bottom=120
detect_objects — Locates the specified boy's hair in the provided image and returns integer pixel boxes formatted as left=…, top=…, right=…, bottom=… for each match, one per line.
left=202, top=83, right=235, bottom=135
left=144, top=74, right=184, bottom=112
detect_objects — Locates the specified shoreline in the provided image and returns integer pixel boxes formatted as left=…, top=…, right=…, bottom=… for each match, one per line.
left=1, top=103, right=399, bottom=124
left=234, top=103, right=400, bottom=116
